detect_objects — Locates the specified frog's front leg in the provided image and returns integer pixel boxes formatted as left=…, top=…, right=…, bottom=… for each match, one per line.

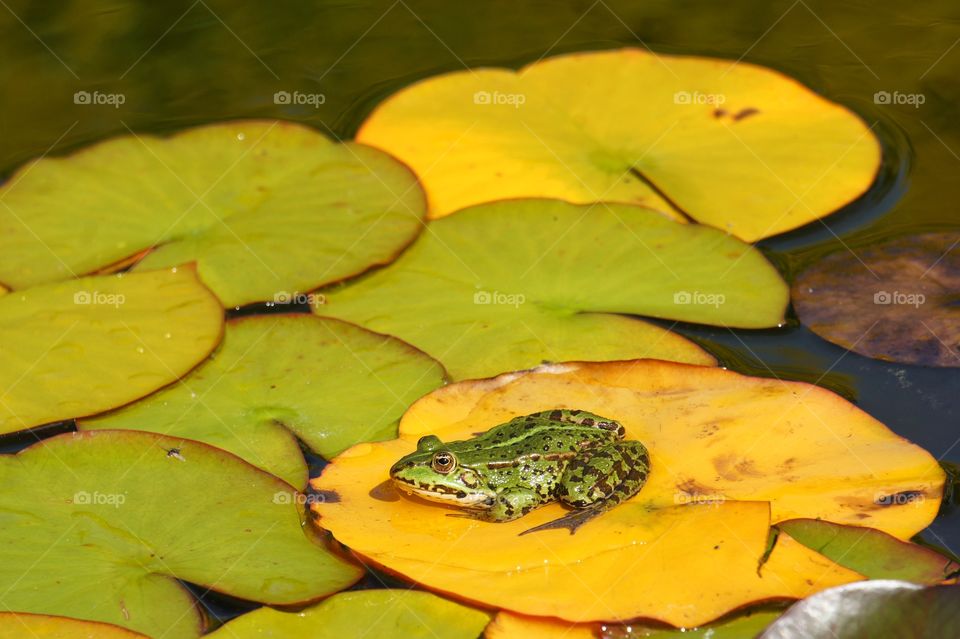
left=520, top=440, right=649, bottom=535
left=483, top=487, right=543, bottom=522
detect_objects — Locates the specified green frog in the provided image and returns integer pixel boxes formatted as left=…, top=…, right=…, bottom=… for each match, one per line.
left=389, top=409, right=649, bottom=534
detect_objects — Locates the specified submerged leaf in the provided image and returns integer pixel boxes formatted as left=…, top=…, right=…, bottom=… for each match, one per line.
left=357, top=48, right=880, bottom=240
left=0, top=430, right=361, bottom=638
left=793, top=233, right=960, bottom=367
left=0, top=267, right=222, bottom=435
left=312, top=360, right=943, bottom=625
left=759, top=580, right=960, bottom=638
left=0, top=121, right=426, bottom=306
left=81, top=315, right=446, bottom=486
left=207, top=590, right=491, bottom=638
left=318, top=199, right=788, bottom=379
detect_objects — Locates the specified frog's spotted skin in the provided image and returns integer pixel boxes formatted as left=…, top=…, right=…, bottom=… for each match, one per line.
left=389, top=409, right=650, bottom=534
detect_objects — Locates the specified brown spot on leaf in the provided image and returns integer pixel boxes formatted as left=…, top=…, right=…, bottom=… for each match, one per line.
left=733, top=108, right=760, bottom=121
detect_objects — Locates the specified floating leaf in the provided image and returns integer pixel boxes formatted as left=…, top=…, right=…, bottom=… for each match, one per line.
left=486, top=609, right=781, bottom=639
left=80, top=315, right=445, bottom=486
left=0, top=267, right=222, bottom=435
left=793, top=233, right=960, bottom=367
left=758, top=580, right=960, bottom=638
left=0, top=430, right=361, bottom=638
left=312, top=360, right=944, bottom=625
left=207, top=590, right=490, bottom=639
left=317, top=199, right=788, bottom=379
left=0, top=121, right=426, bottom=307
left=0, top=613, right=150, bottom=639
left=357, top=49, right=880, bottom=241
left=779, top=519, right=959, bottom=584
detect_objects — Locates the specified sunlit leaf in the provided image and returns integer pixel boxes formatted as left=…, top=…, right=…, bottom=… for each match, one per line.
left=793, top=233, right=960, bottom=367
left=0, top=121, right=425, bottom=307
left=0, top=267, right=222, bottom=435
left=312, top=360, right=943, bottom=625
left=779, top=519, right=959, bottom=584
left=758, top=580, right=960, bottom=638
left=0, top=613, right=150, bottom=639
left=317, top=199, right=789, bottom=379
left=207, top=590, right=490, bottom=639
left=357, top=48, right=880, bottom=241
left=0, top=430, right=361, bottom=638
left=80, top=315, right=445, bottom=486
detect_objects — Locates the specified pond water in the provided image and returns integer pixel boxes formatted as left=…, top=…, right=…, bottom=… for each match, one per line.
left=1, top=0, right=958, bottom=624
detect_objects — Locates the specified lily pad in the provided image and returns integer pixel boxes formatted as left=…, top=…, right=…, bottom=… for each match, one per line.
left=0, top=267, right=222, bottom=435
left=311, top=360, right=944, bottom=625
left=486, top=609, right=781, bottom=639
left=0, top=613, right=150, bottom=639
left=317, top=199, right=788, bottom=380
left=793, top=233, right=960, bottom=367
left=207, top=590, right=491, bottom=638
left=357, top=48, right=880, bottom=241
left=0, top=430, right=361, bottom=638
left=0, top=120, right=426, bottom=307
left=778, top=519, right=959, bottom=583
left=758, top=580, right=960, bottom=638
left=80, top=314, right=446, bottom=487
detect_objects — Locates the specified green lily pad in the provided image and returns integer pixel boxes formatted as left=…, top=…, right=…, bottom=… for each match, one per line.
left=793, top=233, right=960, bottom=367
left=80, top=315, right=446, bottom=486
left=357, top=48, right=881, bottom=241
left=315, top=199, right=787, bottom=380
left=0, top=613, right=151, bottom=639
left=0, top=430, right=361, bottom=638
left=207, top=590, right=491, bottom=639
left=779, top=519, right=959, bottom=584
left=0, top=120, right=426, bottom=307
left=758, top=580, right=960, bottom=638
left=0, top=267, right=222, bottom=436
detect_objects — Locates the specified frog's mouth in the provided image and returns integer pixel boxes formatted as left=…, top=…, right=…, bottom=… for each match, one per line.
left=391, top=477, right=492, bottom=509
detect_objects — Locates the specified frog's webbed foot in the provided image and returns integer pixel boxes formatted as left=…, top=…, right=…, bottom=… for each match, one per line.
left=518, top=507, right=601, bottom=536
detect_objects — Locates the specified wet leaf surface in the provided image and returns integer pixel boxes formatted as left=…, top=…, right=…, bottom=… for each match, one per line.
left=312, top=360, right=943, bottom=625
left=793, top=233, right=960, bottom=367
left=357, top=48, right=880, bottom=241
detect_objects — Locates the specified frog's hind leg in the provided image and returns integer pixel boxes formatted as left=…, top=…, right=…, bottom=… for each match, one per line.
left=525, top=409, right=625, bottom=438
left=519, top=441, right=649, bottom=536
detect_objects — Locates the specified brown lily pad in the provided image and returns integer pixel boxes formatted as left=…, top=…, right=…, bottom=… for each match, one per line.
left=793, top=233, right=960, bottom=366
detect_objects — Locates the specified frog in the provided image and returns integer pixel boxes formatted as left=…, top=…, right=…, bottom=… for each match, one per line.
left=388, top=409, right=649, bottom=534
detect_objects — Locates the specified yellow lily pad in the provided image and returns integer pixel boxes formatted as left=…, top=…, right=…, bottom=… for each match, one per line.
left=311, top=360, right=943, bottom=625
left=317, top=199, right=789, bottom=380
left=80, top=314, right=446, bottom=487
left=0, top=613, right=150, bottom=639
left=357, top=49, right=880, bottom=241
left=0, top=267, right=222, bottom=435
left=0, top=121, right=425, bottom=307
left=206, top=590, right=491, bottom=639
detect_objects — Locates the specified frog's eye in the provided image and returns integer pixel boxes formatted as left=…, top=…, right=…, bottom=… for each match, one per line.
left=431, top=451, right=457, bottom=474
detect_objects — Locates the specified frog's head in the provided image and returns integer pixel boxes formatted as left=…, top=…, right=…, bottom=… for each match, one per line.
left=389, top=435, right=494, bottom=509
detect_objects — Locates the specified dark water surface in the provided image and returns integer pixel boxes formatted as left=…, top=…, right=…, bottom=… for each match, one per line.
left=2, top=0, right=959, bottom=624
